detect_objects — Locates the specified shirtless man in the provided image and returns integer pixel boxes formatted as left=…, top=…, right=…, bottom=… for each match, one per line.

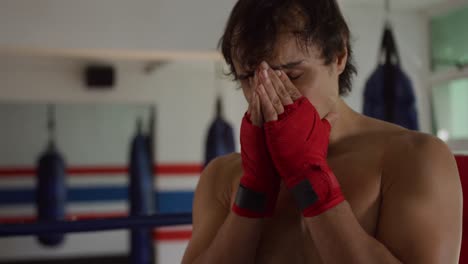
left=182, top=0, right=462, bottom=263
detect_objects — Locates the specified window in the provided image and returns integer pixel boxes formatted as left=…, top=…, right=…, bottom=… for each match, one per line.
left=430, top=6, right=468, bottom=152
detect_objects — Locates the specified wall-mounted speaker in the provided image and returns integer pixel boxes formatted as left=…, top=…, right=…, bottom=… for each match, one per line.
left=84, top=65, right=115, bottom=88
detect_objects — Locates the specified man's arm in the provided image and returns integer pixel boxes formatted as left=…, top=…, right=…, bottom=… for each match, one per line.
left=377, top=135, right=462, bottom=263
left=303, top=135, right=462, bottom=264
left=182, top=155, right=264, bottom=264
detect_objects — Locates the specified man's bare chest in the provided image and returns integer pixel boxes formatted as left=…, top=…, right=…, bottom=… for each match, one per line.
left=254, top=152, right=383, bottom=264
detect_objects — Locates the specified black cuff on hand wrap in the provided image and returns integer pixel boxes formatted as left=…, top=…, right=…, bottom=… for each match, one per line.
left=234, top=184, right=267, bottom=213
left=290, top=179, right=319, bottom=210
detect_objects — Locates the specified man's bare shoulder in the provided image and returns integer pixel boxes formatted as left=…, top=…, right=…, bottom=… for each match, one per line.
left=363, top=119, right=462, bottom=263
left=356, top=116, right=456, bottom=182
left=358, top=115, right=448, bottom=154
left=382, top=126, right=453, bottom=169
left=360, top=117, right=459, bottom=191
left=209, top=152, right=242, bottom=182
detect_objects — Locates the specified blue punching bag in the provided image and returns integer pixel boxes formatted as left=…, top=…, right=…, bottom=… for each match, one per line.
left=363, top=24, right=419, bottom=130
left=36, top=105, right=66, bottom=246
left=204, top=97, right=235, bottom=167
left=129, top=119, right=155, bottom=264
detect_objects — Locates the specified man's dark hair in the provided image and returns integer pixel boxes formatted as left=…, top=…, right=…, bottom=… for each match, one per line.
left=219, top=0, right=357, bottom=95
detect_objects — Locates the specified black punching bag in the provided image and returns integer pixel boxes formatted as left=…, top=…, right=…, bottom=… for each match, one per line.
left=129, top=118, right=155, bottom=264
left=363, top=24, right=419, bottom=130
left=204, top=97, right=235, bottom=167
left=36, top=105, right=67, bottom=246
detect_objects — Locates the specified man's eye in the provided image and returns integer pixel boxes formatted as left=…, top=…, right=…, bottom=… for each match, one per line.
left=288, top=74, right=303, bottom=81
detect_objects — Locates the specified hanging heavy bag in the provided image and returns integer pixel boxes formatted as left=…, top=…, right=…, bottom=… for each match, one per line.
left=129, top=119, right=155, bottom=264
left=36, top=105, right=67, bottom=247
left=204, top=97, right=235, bottom=167
left=363, top=25, right=419, bottom=130
left=36, top=144, right=67, bottom=246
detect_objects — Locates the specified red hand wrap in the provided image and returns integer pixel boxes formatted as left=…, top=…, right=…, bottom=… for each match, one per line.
left=264, top=97, right=345, bottom=217
left=232, top=113, right=280, bottom=218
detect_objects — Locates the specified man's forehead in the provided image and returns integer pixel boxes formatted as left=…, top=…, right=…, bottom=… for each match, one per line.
left=233, top=59, right=305, bottom=80
left=232, top=37, right=320, bottom=76
left=237, top=59, right=304, bottom=71
left=233, top=51, right=308, bottom=74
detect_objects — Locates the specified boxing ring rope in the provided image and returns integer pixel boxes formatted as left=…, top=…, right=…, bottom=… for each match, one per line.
left=0, top=213, right=192, bottom=237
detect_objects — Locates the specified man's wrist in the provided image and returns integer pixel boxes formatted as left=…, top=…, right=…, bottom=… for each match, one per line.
left=232, top=182, right=278, bottom=218
left=286, top=166, right=345, bottom=218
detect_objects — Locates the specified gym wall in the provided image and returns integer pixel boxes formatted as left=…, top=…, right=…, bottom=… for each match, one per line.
left=0, top=58, right=244, bottom=263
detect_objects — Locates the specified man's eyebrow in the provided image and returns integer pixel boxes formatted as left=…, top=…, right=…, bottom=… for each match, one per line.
left=271, top=60, right=305, bottom=70
left=237, top=60, right=304, bottom=80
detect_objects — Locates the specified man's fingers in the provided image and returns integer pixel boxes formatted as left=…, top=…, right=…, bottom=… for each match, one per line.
left=250, top=72, right=259, bottom=91
left=259, top=63, right=284, bottom=115
left=278, top=70, right=302, bottom=101
left=269, top=69, right=294, bottom=105
left=256, top=92, right=265, bottom=124
left=257, top=84, right=278, bottom=122
left=250, top=91, right=263, bottom=126
left=252, top=73, right=265, bottom=126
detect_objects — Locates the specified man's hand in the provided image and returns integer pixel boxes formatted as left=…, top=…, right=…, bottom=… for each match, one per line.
left=232, top=71, right=281, bottom=218
left=256, top=61, right=344, bottom=217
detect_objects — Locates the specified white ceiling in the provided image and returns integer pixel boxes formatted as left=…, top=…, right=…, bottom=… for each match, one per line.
left=338, top=0, right=465, bottom=12
left=0, top=0, right=466, bottom=61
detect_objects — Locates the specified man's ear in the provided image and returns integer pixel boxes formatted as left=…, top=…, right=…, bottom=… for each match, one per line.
left=336, top=47, right=348, bottom=75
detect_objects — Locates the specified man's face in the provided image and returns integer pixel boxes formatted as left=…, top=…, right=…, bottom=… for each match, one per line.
left=233, top=34, right=346, bottom=118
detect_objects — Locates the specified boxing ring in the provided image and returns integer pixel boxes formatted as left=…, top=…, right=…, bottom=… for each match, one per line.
left=0, top=104, right=196, bottom=264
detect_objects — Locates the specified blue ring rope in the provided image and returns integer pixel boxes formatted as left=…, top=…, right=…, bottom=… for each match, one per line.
left=0, top=213, right=192, bottom=237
